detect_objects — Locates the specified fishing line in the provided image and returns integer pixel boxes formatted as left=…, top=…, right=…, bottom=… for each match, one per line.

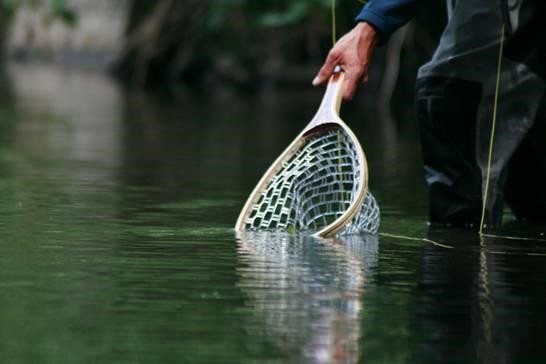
left=481, top=233, right=546, bottom=242
left=475, top=25, right=546, bottom=243
left=379, top=232, right=454, bottom=249
left=477, top=25, right=546, bottom=247
left=331, top=0, right=337, bottom=46
left=479, top=24, right=505, bottom=235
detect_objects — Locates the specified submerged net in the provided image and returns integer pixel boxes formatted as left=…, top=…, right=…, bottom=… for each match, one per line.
left=244, top=128, right=380, bottom=235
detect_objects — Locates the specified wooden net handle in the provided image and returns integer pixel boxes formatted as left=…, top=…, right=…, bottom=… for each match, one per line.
left=306, top=67, right=345, bottom=131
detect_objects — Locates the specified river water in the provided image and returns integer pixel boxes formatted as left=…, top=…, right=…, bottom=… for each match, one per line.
left=0, top=63, right=545, bottom=363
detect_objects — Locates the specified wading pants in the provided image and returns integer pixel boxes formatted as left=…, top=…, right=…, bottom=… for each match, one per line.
left=416, top=77, right=546, bottom=227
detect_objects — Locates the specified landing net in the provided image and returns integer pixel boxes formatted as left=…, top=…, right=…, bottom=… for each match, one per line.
left=244, top=128, right=380, bottom=235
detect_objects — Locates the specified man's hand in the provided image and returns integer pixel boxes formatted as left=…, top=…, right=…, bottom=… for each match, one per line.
left=312, top=22, right=378, bottom=100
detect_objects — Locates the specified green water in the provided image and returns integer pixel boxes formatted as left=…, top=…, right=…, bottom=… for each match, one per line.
left=1, top=63, right=545, bottom=363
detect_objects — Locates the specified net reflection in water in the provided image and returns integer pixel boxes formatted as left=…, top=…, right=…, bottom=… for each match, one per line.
left=236, top=231, right=378, bottom=363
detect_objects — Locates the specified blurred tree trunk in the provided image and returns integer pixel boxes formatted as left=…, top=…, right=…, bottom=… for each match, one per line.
left=115, top=0, right=209, bottom=88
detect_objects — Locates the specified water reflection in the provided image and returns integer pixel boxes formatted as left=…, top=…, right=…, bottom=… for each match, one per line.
left=237, top=231, right=378, bottom=363
left=9, top=63, right=122, bottom=168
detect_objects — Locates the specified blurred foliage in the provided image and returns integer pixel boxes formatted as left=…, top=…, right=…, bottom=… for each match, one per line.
left=48, top=0, right=77, bottom=26
left=205, top=0, right=358, bottom=32
left=118, top=0, right=364, bottom=87
left=1, top=0, right=77, bottom=26
left=211, top=0, right=333, bottom=28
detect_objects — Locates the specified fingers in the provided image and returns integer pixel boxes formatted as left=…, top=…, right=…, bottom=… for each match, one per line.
left=342, top=70, right=360, bottom=100
left=314, top=62, right=367, bottom=100
left=313, top=49, right=370, bottom=99
left=312, top=51, right=338, bottom=86
left=343, top=75, right=358, bottom=100
left=342, top=67, right=368, bottom=100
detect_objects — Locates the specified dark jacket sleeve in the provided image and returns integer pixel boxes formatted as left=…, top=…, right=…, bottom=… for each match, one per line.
left=355, top=0, right=418, bottom=45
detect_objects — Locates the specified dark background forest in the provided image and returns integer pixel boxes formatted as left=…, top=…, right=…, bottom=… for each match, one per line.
left=0, top=0, right=446, bottom=93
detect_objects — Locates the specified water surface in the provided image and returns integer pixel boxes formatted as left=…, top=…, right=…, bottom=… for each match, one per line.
left=0, top=63, right=545, bottom=363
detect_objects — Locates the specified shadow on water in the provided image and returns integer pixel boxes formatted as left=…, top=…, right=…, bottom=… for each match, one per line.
left=0, top=63, right=546, bottom=362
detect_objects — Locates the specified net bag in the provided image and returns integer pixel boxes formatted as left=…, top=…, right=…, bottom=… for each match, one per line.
left=242, top=127, right=380, bottom=235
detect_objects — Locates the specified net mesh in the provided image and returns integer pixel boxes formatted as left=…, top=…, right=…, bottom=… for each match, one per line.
left=245, top=128, right=380, bottom=235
